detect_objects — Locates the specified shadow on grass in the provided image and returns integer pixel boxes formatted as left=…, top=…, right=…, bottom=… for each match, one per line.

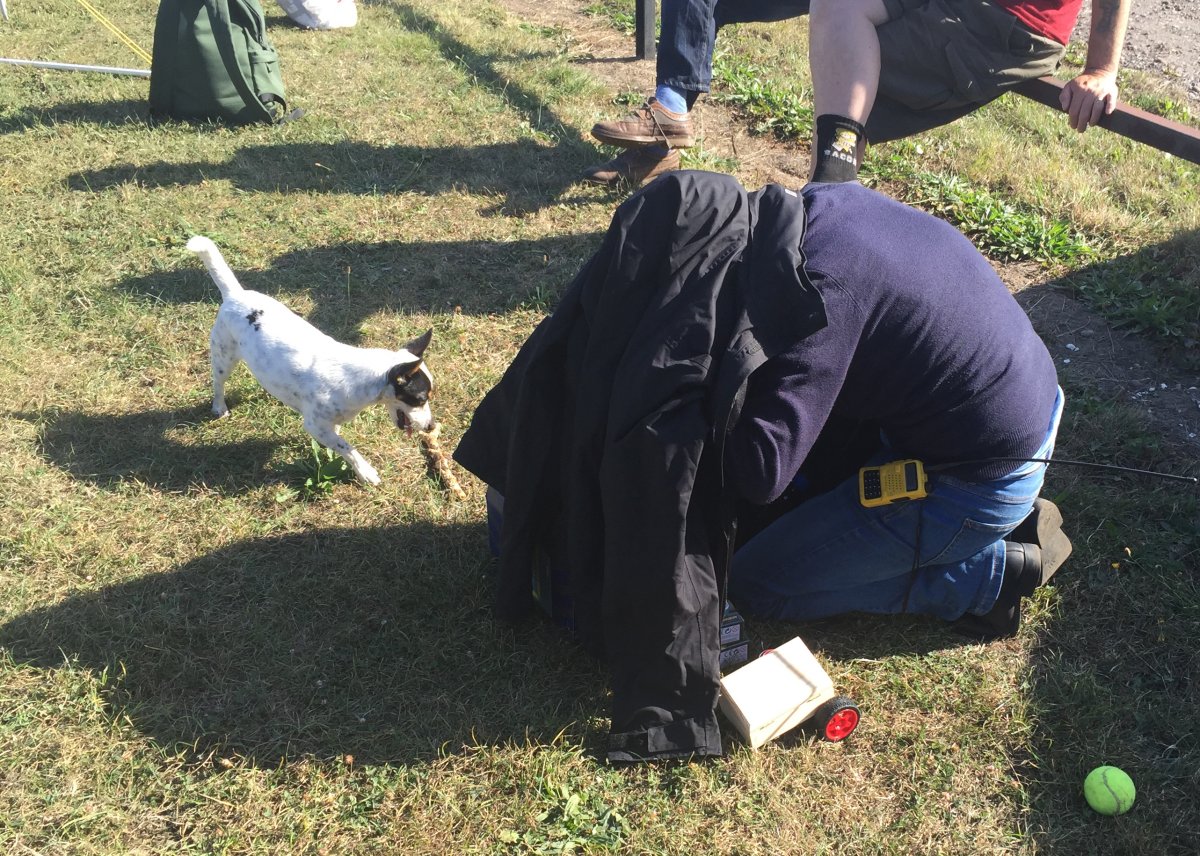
left=967, top=277, right=1198, bottom=851
left=1012, top=472, right=1199, bottom=851
left=13, top=405, right=288, bottom=495
left=1043, top=227, right=1200, bottom=372
left=773, top=613, right=981, bottom=661
left=66, top=138, right=609, bottom=216
left=0, top=98, right=150, bottom=135
left=0, top=521, right=609, bottom=765
left=117, top=232, right=605, bottom=333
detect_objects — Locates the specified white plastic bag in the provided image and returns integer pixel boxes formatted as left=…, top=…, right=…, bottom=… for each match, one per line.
left=277, top=0, right=357, bottom=30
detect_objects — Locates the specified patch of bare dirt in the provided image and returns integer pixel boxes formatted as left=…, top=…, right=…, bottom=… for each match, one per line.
left=1006, top=264, right=1200, bottom=459
left=508, top=0, right=1200, bottom=461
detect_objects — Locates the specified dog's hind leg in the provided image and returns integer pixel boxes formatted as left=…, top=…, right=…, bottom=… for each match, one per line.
left=209, top=322, right=240, bottom=418
left=304, top=420, right=381, bottom=486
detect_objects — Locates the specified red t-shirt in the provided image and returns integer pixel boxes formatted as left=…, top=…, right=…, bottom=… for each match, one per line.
left=994, top=0, right=1085, bottom=45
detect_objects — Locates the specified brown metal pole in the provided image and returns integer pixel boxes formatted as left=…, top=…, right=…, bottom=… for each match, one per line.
left=1015, top=76, right=1200, bottom=166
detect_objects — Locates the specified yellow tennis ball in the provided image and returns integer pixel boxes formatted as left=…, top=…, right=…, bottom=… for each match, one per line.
left=1083, top=765, right=1136, bottom=816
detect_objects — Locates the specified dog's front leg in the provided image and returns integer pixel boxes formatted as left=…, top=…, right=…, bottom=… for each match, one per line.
left=304, top=420, right=381, bottom=486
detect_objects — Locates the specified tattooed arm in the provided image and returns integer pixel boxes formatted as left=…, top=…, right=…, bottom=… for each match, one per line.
left=1059, top=0, right=1130, bottom=132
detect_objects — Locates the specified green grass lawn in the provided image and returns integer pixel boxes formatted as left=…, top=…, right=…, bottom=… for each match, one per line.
left=1, top=0, right=1198, bottom=853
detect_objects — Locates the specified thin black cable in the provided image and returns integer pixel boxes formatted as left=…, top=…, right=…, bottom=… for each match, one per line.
left=886, top=453, right=1193, bottom=614
left=924, top=457, right=1197, bottom=485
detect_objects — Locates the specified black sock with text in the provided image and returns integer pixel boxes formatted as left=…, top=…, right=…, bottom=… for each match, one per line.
left=810, top=114, right=865, bottom=183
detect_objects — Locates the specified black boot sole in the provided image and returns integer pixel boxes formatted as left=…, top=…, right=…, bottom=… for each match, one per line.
left=1011, top=498, right=1073, bottom=586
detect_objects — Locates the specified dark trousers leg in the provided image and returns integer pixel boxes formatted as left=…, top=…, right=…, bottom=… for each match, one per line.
left=657, top=0, right=812, bottom=95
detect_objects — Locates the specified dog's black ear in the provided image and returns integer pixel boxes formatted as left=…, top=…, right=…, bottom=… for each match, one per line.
left=387, top=359, right=424, bottom=386
left=403, top=328, right=433, bottom=360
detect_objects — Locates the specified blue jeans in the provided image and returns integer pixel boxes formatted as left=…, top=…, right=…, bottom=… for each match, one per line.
left=729, top=389, right=1064, bottom=622
left=658, top=0, right=810, bottom=95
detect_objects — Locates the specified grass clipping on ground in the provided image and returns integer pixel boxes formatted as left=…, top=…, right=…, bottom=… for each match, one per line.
left=0, top=0, right=1198, bottom=854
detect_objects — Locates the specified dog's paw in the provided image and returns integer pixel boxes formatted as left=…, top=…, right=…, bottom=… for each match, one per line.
left=211, top=405, right=230, bottom=419
left=356, top=464, right=381, bottom=486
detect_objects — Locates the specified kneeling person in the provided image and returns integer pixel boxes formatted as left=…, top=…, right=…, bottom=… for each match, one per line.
left=728, top=180, right=1071, bottom=639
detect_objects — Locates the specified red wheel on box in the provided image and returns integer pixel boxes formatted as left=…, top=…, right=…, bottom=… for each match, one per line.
left=814, top=696, right=860, bottom=742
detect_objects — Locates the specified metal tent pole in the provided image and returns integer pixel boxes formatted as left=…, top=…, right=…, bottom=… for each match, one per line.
left=0, top=57, right=150, bottom=77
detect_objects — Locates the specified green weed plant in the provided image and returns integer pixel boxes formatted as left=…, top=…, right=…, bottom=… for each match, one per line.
left=276, top=439, right=355, bottom=502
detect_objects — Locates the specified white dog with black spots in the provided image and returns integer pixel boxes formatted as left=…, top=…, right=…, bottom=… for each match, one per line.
left=187, top=236, right=434, bottom=485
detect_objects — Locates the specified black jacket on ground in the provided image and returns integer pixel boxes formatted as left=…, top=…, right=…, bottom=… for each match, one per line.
left=453, top=171, right=826, bottom=762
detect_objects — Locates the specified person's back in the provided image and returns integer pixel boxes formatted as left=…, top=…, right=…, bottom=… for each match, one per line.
left=804, top=181, right=1058, bottom=470
left=730, top=181, right=1058, bottom=504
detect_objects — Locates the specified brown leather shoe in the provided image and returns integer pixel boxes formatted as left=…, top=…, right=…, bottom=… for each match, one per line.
left=580, top=144, right=681, bottom=187
left=591, top=98, right=695, bottom=148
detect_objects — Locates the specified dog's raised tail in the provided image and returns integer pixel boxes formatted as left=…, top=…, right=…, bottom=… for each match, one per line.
left=187, top=235, right=244, bottom=298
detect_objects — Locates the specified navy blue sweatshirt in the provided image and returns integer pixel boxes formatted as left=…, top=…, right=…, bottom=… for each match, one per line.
left=730, top=181, right=1059, bottom=505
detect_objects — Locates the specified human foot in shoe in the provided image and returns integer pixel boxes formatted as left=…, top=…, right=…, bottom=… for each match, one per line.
left=1010, top=498, right=1073, bottom=573
left=591, top=98, right=695, bottom=148
left=951, top=535, right=1071, bottom=641
left=580, top=144, right=680, bottom=187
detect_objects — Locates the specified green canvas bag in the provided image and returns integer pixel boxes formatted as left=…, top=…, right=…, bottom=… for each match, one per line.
left=149, top=0, right=300, bottom=124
